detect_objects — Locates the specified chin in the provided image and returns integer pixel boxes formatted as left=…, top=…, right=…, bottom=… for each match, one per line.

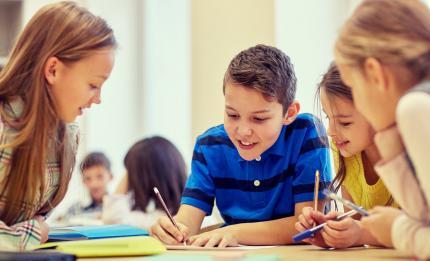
left=339, top=149, right=355, bottom=158
left=237, top=150, right=261, bottom=161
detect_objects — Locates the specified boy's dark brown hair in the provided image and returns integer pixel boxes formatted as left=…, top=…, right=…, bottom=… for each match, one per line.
left=125, top=136, right=187, bottom=214
left=223, top=44, right=297, bottom=114
left=80, top=152, right=112, bottom=173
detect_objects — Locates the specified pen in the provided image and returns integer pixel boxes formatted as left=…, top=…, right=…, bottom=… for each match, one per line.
left=322, top=189, right=369, bottom=216
left=153, top=187, right=187, bottom=246
left=292, top=209, right=357, bottom=242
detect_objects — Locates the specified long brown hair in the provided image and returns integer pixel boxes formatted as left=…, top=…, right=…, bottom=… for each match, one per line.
left=316, top=63, right=352, bottom=194
left=0, top=1, right=116, bottom=225
left=317, top=64, right=394, bottom=206
left=125, top=136, right=187, bottom=214
left=335, top=0, right=430, bottom=82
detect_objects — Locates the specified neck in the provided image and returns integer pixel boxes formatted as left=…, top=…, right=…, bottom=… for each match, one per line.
left=92, top=197, right=103, bottom=205
left=362, top=143, right=381, bottom=185
left=363, top=143, right=380, bottom=166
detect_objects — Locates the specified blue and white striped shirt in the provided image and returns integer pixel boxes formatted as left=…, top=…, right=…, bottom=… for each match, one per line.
left=182, top=113, right=332, bottom=225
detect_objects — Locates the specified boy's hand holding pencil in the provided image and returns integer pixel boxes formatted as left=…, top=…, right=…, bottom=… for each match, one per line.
left=151, top=187, right=189, bottom=246
left=150, top=216, right=190, bottom=245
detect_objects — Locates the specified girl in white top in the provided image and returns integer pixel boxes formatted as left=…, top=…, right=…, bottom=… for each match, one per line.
left=334, top=0, right=430, bottom=259
left=103, top=136, right=187, bottom=230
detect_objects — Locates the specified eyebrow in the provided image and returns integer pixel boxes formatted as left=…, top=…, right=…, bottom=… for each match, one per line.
left=333, top=114, right=352, bottom=118
left=225, top=106, right=271, bottom=114
left=322, top=110, right=352, bottom=118
left=96, top=75, right=108, bottom=80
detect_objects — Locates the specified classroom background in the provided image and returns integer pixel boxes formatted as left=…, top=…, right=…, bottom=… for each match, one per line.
left=2, top=0, right=426, bottom=221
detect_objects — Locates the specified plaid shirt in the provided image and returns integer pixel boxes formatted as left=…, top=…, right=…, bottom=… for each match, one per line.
left=0, top=98, right=79, bottom=251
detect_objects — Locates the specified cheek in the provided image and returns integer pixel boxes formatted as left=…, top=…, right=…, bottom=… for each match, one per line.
left=258, top=122, right=282, bottom=141
left=224, top=120, right=235, bottom=135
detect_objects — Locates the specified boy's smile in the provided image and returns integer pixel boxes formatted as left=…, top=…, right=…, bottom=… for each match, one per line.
left=224, top=83, right=289, bottom=161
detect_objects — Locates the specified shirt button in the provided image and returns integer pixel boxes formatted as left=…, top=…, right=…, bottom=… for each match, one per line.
left=255, top=156, right=261, bottom=161
left=254, top=180, right=261, bottom=187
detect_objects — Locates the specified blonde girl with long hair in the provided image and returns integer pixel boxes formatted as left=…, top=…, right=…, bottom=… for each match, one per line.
left=334, top=0, right=430, bottom=258
left=0, top=1, right=116, bottom=250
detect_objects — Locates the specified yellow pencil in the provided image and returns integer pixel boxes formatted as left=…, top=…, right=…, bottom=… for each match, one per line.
left=314, top=170, right=320, bottom=211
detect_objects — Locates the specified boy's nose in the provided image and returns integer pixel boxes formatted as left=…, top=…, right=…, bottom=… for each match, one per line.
left=237, top=124, right=252, bottom=137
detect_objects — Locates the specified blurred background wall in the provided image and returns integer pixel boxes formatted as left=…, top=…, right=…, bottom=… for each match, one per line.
left=0, top=0, right=402, bottom=219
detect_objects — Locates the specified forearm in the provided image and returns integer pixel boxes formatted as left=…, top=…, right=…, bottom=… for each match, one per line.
left=218, top=215, right=298, bottom=245
left=0, top=219, right=42, bottom=251
left=356, top=221, right=384, bottom=247
left=392, top=214, right=430, bottom=259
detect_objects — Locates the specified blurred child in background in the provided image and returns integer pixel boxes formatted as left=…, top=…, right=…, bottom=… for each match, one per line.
left=60, top=152, right=112, bottom=224
left=103, top=136, right=187, bottom=230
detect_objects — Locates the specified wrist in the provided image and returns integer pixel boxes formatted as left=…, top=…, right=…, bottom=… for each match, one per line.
left=219, top=225, right=239, bottom=239
left=354, top=220, right=366, bottom=246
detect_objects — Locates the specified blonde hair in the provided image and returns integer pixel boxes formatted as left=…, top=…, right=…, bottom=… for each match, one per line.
left=0, top=1, right=116, bottom=225
left=335, top=0, right=430, bottom=81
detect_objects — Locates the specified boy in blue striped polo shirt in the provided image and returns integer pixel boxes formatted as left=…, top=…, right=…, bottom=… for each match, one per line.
left=151, top=45, right=332, bottom=247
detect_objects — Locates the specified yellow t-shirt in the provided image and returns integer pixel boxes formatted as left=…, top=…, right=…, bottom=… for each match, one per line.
left=332, top=147, right=398, bottom=210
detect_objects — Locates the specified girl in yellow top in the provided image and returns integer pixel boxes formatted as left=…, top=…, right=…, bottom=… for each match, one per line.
left=295, top=63, right=396, bottom=248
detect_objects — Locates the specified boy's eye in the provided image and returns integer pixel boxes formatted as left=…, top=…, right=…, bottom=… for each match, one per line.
left=90, top=84, right=99, bottom=90
left=253, top=117, right=268, bottom=122
left=339, top=122, right=352, bottom=127
left=227, top=113, right=239, bottom=119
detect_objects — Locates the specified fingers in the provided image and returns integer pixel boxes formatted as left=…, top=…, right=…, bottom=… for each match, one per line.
left=323, top=211, right=339, bottom=220
left=320, top=218, right=359, bottom=249
left=294, top=220, right=309, bottom=233
left=205, top=235, right=222, bottom=247
left=301, top=207, right=316, bottom=227
left=177, top=223, right=190, bottom=240
left=311, top=210, right=333, bottom=224
left=326, top=217, right=354, bottom=231
left=218, top=236, right=239, bottom=248
left=189, top=234, right=209, bottom=247
left=150, top=217, right=187, bottom=245
left=188, top=232, right=238, bottom=248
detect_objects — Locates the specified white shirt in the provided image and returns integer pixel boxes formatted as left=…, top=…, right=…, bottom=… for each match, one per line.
left=374, top=82, right=430, bottom=259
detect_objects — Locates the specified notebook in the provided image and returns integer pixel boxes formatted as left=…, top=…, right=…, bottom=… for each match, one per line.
left=34, top=236, right=166, bottom=257
left=48, top=224, right=149, bottom=241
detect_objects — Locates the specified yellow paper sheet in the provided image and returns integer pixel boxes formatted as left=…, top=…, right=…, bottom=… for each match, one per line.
left=33, top=236, right=166, bottom=257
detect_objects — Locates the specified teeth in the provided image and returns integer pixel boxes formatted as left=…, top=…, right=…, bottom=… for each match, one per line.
left=240, top=141, right=252, bottom=146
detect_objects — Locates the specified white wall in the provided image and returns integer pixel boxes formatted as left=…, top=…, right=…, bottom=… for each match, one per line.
left=141, top=0, right=192, bottom=165
left=275, top=0, right=359, bottom=114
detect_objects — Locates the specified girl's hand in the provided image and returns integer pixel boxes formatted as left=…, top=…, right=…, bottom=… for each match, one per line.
left=295, top=207, right=337, bottom=248
left=188, top=229, right=239, bottom=248
left=361, top=206, right=402, bottom=247
left=150, top=216, right=189, bottom=245
left=320, top=216, right=362, bottom=248
left=34, top=215, right=49, bottom=243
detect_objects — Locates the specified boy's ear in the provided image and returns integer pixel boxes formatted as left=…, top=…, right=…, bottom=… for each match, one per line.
left=283, top=101, right=300, bottom=125
left=44, top=56, right=60, bottom=85
left=363, top=57, right=388, bottom=93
